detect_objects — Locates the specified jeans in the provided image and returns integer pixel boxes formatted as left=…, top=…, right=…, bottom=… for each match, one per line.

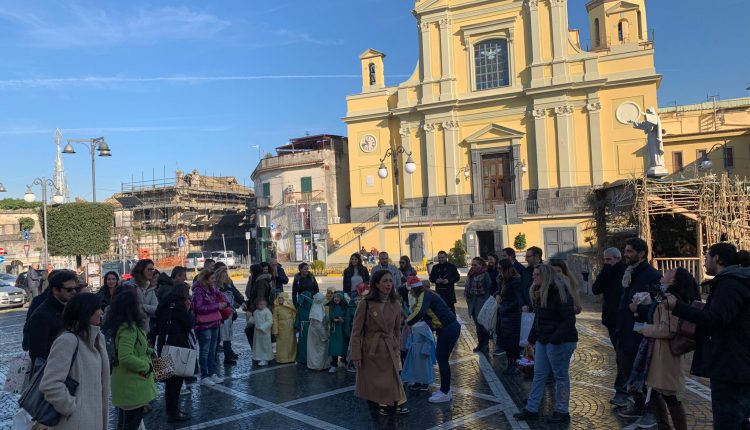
left=197, top=327, right=219, bottom=378
left=526, top=342, right=577, bottom=414
left=164, top=376, right=184, bottom=416
left=710, top=379, right=750, bottom=430
left=617, top=345, right=644, bottom=408
left=436, top=321, right=461, bottom=394
left=117, top=406, right=144, bottom=430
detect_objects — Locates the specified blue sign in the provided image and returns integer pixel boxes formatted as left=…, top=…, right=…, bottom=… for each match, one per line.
left=0, top=256, right=5, bottom=264
left=24, top=229, right=30, bottom=241
left=178, top=235, right=186, bottom=248
left=270, top=223, right=276, bottom=230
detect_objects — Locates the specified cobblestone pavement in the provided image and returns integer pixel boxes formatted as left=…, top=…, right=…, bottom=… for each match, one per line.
left=0, top=280, right=714, bottom=429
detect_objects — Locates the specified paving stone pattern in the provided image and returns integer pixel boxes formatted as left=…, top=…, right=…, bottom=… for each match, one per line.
left=0, top=291, right=714, bottom=429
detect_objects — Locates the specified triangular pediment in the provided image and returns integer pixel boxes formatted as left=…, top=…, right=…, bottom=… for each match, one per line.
left=465, top=124, right=524, bottom=144
left=414, top=0, right=447, bottom=13
left=359, top=49, right=385, bottom=60
left=606, top=1, right=640, bottom=15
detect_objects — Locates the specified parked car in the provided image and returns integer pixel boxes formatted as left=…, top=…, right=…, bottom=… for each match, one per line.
left=0, top=273, right=18, bottom=286
left=185, top=251, right=212, bottom=270
left=0, top=284, right=26, bottom=309
left=101, top=259, right=139, bottom=280
left=212, top=251, right=238, bottom=269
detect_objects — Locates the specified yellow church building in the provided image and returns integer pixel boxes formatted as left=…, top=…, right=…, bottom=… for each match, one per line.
left=326, top=0, right=743, bottom=264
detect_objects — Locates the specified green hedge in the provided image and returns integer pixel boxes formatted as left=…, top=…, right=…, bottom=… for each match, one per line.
left=41, top=203, right=114, bottom=256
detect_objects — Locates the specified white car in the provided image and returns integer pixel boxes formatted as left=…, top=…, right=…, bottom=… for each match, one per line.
left=0, top=285, right=26, bottom=309
left=185, top=251, right=212, bottom=270
left=212, top=251, right=237, bottom=269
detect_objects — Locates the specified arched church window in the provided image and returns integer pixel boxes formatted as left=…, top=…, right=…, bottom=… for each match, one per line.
left=618, top=20, right=629, bottom=42
left=594, top=18, right=601, bottom=46
left=474, top=39, right=509, bottom=90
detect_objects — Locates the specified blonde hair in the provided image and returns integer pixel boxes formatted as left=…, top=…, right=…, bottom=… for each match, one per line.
left=214, top=267, right=231, bottom=287
left=535, top=264, right=572, bottom=308
left=549, top=260, right=582, bottom=310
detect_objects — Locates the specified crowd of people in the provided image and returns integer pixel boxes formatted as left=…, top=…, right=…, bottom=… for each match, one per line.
left=13, top=236, right=750, bottom=429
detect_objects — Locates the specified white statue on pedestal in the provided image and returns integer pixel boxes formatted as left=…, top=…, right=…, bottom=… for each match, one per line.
left=630, top=107, right=668, bottom=178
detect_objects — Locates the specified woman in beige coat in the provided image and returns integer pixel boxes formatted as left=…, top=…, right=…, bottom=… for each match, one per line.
left=351, top=269, right=406, bottom=428
left=633, top=268, right=700, bottom=430
left=40, top=293, right=109, bottom=430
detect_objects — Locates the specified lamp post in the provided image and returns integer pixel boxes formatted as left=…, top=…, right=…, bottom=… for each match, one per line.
left=63, top=137, right=111, bottom=202
left=377, top=146, right=417, bottom=257
left=24, top=177, right=64, bottom=269
left=0, top=183, right=6, bottom=193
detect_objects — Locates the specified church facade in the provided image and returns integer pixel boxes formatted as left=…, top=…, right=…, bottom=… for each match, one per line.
left=334, top=0, right=662, bottom=262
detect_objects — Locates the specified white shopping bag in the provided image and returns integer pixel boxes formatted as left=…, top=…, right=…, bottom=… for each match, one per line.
left=4, top=352, right=31, bottom=394
left=476, top=296, right=498, bottom=334
left=12, top=409, right=33, bottom=430
left=519, top=312, right=535, bottom=347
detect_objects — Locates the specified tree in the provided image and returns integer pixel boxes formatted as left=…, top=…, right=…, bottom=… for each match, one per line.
left=18, top=217, right=35, bottom=232
left=514, top=233, right=527, bottom=251
left=448, top=239, right=467, bottom=268
left=40, top=203, right=114, bottom=257
left=0, top=198, right=42, bottom=210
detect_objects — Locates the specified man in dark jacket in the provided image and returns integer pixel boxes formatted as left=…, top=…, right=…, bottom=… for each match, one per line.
left=615, top=238, right=661, bottom=419
left=666, top=243, right=750, bottom=430
left=269, top=257, right=289, bottom=293
left=500, top=247, right=526, bottom=278
left=591, top=247, right=627, bottom=405
left=429, top=251, right=461, bottom=314
left=24, top=263, right=43, bottom=299
left=24, top=270, right=80, bottom=365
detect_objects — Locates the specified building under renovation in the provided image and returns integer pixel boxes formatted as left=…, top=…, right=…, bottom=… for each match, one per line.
left=109, top=170, right=255, bottom=265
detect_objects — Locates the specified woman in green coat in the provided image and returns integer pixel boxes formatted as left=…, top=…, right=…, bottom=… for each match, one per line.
left=102, top=287, right=157, bottom=430
left=327, top=292, right=349, bottom=372
left=294, top=291, right=313, bottom=364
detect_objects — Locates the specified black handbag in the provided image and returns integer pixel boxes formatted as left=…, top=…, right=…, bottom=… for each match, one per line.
left=18, top=337, right=80, bottom=426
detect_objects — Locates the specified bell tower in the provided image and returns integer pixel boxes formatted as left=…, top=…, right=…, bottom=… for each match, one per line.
left=359, top=49, right=385, bottom=93
left=587, top=0, right=648, bottom=50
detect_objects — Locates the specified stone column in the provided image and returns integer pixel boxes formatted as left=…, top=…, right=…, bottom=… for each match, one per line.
left=525, top=0, right=544, bottom=87
left=531, top=108, right=550, bottom=189
left=419, top=21, right=435, bottom=103
left=585, top=101, right=604, bottom=186
left=442, top=120, right=460, bottom=197
left=554, top=105, right=576, bottom=188
left=438, top=18, right=455, bottom=101
left=400, top=126, right=415, bottom=199
left=422, top=122, right=439, bottom=198
left=549, top=0, right=570, bottom=85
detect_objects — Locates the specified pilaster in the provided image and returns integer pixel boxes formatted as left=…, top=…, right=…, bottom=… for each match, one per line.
left=524, top=0, right=544, bottom=87
left=585, top=101, right=604, bottom=186
left=554, top=104, right=576, bottom=188
left=419, top=21, right=435, bottom=103
left=549, top=0, right=570, bottom=85
left=438, top=18, right=456, bottom=101
left=399, top=126, right=415, bottom=198
left=442, top=120, right=460, bottom=196
left=530, top=108, right=550, bottom=189
left=421, top=122, right=439, bottom=197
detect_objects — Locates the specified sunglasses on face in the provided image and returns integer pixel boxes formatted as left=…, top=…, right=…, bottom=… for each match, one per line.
left=62, top=286, right=83, bottom=293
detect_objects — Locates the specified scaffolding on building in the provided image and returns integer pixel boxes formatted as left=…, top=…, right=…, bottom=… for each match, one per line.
left=108, top=170, right=255, bottom=266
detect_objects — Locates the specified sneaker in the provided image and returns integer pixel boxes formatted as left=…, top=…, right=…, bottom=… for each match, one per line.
left=610, top=393, right=629, bottom=408
left=492, top=348, right=506, bottom=356
left=428, top=390, right=452, bottom=403
left=211, top=375, right=224, bottom=384
left=167, top=412, right=191, bottom=423
left=200, top=377, right=215, bottom=386
left=408, top=383, right=422, bottom=392
left=513, top=408, right=539, bottom=421
left=258, top=360, right=268, bottom=367
left=396, top=405, right=409, bottom=415
left=346, top=364, right=357, bottom=373
left=546, top=412, right=571, bottom=423
left=180, top=387, right=192, bottom=396
left=328, top=366, right=337, bottom=374
left=419, top=383, right=430, bottom=391
left=634, top=412, right=657, bottom=428
left=378, top=406, right=388, bottom=416
left=617, top=404, right=643, bottom=419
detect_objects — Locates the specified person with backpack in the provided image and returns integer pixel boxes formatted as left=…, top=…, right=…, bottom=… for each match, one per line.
left=665, top=243, right=750, bottom=430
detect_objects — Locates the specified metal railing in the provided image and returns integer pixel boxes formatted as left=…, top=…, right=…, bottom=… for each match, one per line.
left=401, top=196, right=591, bottom=223
left=328, top=209, right=397, bottom=252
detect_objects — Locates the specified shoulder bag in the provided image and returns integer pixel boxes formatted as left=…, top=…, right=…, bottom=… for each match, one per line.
left=18, top=336, right=79, bottom=427
left=160, top=303, right=198, bottom=378
left=669, top=300, right=704, bottom=355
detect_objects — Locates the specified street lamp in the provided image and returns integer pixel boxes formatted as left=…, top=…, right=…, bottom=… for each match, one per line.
left=0, top=183, right=6, bottom=193
left=680, top=142, right=725, bottom=178
left=299, top=206, right=314, bottom=261
left=377, top=146, right=417, bottom=257
left=24, top=177, right=63, bottom=269
left=63, top=137, right=111, bottom=202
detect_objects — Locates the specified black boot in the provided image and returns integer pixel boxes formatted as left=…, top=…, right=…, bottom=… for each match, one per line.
left=503, top=356, right=519, bottom=375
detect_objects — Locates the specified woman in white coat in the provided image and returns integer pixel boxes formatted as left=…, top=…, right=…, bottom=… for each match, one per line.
left=40, top=292, right=109, bottom=430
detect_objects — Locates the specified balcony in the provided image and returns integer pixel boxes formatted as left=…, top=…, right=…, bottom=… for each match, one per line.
left=401, top=196, right=591, bottom=223
left=255, top=151, right=326, bottom=174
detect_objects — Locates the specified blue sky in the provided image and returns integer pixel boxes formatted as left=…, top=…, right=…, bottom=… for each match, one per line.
left=0, top=0, right=748, bottom=201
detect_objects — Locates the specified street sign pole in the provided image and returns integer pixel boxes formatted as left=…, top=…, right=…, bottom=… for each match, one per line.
left=245, top=231, right=252, bottom=268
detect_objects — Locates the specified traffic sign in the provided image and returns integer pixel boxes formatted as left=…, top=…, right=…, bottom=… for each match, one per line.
left=24, top=229, right=30, bottom=241
left=0, top=247, right=4, bottom=255
left=23, top=244, right=30, bottom=257
left=178, top=235, right=186, bottom=248
left=0, top=255, right=5, bottom=263
left=245, top=231, right=251, bottom=240
left=270, top=223, right=276, bottom=230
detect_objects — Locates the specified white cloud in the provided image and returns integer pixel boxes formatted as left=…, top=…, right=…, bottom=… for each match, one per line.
left=273, top=29, right=343, bottom=46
